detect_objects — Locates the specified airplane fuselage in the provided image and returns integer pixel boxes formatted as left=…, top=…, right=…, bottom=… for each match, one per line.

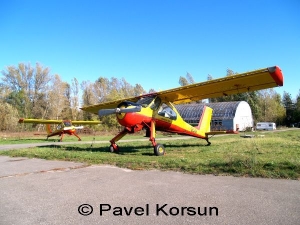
left=116, top=97, right=209, bottom=139
left=47, top=127, right=77, bottom=137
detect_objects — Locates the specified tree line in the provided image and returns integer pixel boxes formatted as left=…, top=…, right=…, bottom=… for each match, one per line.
left=1, top=63, right=299, bottom=132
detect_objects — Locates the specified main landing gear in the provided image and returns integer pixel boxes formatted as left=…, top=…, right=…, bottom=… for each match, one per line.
left=205, top=138, right=211, bottom=146
left=108, top=121, right=166, bottom=156
left=109, top=143, right=119, bottom=153
left=154, top=143, right=165, bottom=156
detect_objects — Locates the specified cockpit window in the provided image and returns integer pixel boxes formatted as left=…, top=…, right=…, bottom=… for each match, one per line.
left=63, top=121, right=72, bottom=127
left=136, top=96, right=155, bottom=107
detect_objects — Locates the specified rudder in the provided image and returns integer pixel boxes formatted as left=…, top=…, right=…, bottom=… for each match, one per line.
left=196, top=106, right=213, bottom=133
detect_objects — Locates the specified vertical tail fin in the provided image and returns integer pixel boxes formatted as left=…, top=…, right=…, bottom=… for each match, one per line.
left=45, top=124, right=52, bottom=135
left=196, top=106, right=213, bottom=134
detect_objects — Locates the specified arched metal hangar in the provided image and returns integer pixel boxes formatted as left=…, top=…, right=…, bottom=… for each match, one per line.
left=175, top=101, right=253, bottom=132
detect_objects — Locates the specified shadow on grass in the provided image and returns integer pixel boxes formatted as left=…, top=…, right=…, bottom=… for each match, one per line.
left=37, top=140, right=210, bottom=157
left=38, top=144, right=152, bottom=154
left=21, top=138, right=56, bottom=142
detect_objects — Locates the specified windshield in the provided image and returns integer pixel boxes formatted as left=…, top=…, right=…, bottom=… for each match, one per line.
left=136, top=96, right=155, bottom=107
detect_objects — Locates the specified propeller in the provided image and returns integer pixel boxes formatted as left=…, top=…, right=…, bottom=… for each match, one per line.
left=99, top=105, right=142, bottom=117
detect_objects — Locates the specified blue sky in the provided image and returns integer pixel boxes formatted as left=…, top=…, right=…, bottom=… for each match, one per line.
left=1, top=0, right=299, bottom=100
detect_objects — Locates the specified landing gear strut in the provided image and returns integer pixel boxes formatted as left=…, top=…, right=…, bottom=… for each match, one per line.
left=109, top=129, right=128, bottom=153
left=149, top=120, right=166, bottom=156
left=205, top=138, right=211, bottom=146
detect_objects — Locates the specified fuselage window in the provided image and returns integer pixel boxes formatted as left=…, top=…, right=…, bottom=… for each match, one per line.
left=158, top=103, right=177, bottom=120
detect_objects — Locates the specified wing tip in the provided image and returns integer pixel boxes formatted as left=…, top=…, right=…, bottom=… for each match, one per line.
left=268, top=66, right=284, bottom=86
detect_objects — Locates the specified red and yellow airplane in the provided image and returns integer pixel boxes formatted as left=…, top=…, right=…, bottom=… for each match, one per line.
left=18, top=119, right=101, bottom=142
left=81, top=66, right=284, bottom=156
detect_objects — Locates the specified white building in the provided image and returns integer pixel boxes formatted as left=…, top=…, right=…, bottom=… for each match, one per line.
left=175, top=101, right=253, bottom=132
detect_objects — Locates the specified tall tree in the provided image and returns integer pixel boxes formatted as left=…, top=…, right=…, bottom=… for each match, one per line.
left=256, top=89, right=285, bottom=124
left=282, top=91, right=295, bottom=126
left=179, top=72, right=195, bottom=86
left=134, top=84, right=146, bottom=96
left=61, top=83, right=73, bottom=119
left=295, top=90, right=300, bottom=123
left=186, top=72, right=195, bottom=84
left=0, top=103, right=19, bottom=131
left=81, top=80, right=96, bottom=120
left=207, top=74, right=213, bottom=81
left=1, top=62, right=51, bottom=118
left=47, top=74, right=69, bottom=120
left=4, top=90, right=27, bottom=116
left=93, top=77, right=110, bottom=103
left=70, top=78, right=81, bottom=120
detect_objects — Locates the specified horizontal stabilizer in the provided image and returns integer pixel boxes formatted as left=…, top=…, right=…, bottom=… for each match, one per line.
left=63, top=126, right=84, bottom=130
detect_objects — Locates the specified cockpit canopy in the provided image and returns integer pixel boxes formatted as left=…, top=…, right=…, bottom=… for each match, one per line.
left=63, top=120, right=72, bottom=127
left=136, top=96, right=161, bottom=110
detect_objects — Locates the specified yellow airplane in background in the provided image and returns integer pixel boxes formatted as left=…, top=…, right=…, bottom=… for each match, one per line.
left=18, top=119, right=101, bottom=142
left=81, top=66, right=284, bottom=156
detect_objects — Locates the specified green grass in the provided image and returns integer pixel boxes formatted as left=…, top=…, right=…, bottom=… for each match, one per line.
left=0, top=134, right=108, bottom=144
left=1, top=129, right=299, bottom=179
left=0, top=131, right=162, bottom=144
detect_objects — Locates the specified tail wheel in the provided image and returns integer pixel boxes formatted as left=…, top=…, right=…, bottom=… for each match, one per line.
left=109, top=144, right=119, bottom=153
left=154, top=144, right=165, bottom=156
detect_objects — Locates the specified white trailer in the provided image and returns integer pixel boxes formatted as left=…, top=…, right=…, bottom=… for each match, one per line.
left=256, top=122, right=276, bottom=131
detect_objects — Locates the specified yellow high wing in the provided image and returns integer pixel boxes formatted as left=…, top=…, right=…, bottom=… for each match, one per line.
left=157, top=66, right=283, bottom=104
left=18, top=118, right=101, bottom=125
left=19, top=119, right=64, bottom=124
left=81, top=66, right=283, bottom=114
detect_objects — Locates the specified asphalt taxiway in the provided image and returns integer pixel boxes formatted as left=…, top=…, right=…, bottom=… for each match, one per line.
left=0, top=155, right=299, bottom=225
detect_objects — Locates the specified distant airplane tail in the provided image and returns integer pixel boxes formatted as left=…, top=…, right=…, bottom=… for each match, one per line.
left=45, top=124, right=52, bottom=135
left=196, top=106, right=212, bottom=135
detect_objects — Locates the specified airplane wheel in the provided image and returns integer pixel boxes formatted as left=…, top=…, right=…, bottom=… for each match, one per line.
left=154, top=144, right=165, bottom=156
left=109, top=144, right=119, bottom=153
